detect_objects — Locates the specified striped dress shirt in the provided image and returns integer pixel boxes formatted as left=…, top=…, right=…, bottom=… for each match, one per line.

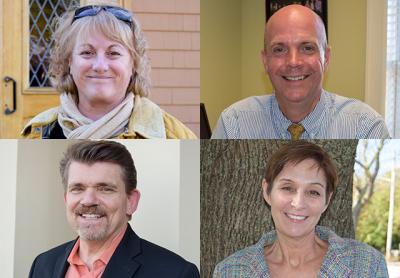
left=213, top=226, right=389, bottom=278
left=211, top=91, right=390, bottom=139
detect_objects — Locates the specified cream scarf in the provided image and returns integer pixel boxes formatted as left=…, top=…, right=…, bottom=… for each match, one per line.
left=58, top=93, right=134, bottom=139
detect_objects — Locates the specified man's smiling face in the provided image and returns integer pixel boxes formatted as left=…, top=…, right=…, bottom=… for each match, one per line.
left=64, top=161, right=138, bottom=242
left=261, top=6, right=330, bottom=111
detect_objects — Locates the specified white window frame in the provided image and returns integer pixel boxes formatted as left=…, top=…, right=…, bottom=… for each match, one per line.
left=365, top=0, right=388, bottom=119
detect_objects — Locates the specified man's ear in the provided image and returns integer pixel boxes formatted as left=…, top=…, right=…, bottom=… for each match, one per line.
left=323, top=46, right=331, bottom=70
left=262, top=179, right=271, bottom=206
left=126, top=189, right=141, bottom=216
left=261, top=49, right=268, bottom=72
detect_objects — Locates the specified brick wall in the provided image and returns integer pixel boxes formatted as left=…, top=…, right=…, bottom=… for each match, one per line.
left=129, top=0, right=200, bottom=136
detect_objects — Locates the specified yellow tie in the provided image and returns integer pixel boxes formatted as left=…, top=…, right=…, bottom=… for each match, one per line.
left=287, top=123, right=305, bottom=140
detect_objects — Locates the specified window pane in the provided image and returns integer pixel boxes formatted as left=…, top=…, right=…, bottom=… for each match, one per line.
left=29, top=0, right=79, bottom=88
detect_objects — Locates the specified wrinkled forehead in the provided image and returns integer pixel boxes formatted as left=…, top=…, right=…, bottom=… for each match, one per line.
left=268, top=32, right=320, bottom=47
left=265, top=11, right=326, bottom=48
left=67, top=160, right=125, bottom=183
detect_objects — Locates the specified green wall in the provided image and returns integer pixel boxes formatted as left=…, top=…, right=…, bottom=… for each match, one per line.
left=200, top=0, right=242, bottom=131
left=326, top=0, right=366, bottom=101
left=241, top=0, right=271, bottom=99
left=201, top=0, right=367, bottom=129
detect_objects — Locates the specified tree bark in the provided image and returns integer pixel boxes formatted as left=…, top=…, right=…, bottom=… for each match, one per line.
left=200, top=140, right=357, bottom=278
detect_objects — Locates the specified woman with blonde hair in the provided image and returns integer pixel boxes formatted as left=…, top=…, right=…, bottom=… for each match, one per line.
left=22, top=5, right=196, bottom=139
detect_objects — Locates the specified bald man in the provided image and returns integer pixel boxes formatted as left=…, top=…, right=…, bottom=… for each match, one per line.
left=212, top=4, right=389, bottom=139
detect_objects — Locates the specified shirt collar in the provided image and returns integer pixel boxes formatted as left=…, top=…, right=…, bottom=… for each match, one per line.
left=270, top=90, right=328, bottom=139
left=300, top=90, right=328, bottom=138
left=67, top=224, right=128, bottom=268
left=270, top=95, right=292, bottom=139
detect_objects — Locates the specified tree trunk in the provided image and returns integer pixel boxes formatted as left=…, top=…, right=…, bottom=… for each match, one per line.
left=353, top=139, right=385, bottom=227
left=200, top=140, right=358, bottom=278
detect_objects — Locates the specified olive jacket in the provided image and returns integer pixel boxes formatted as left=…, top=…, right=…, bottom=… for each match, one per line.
left=21, top=96, right=196, bottom=139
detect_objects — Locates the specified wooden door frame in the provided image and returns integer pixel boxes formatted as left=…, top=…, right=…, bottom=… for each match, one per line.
left=1, top=0, right=23, bottom=138
left=0, top=0, right=128, bottom=137
left=0, top=0, right=3, bottom=131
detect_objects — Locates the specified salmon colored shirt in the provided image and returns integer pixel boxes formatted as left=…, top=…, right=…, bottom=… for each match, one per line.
left=65, top=224, right=128, bottom=278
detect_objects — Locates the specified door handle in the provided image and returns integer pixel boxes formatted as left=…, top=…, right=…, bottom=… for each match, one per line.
left=3, top=76, right=16, bottom=115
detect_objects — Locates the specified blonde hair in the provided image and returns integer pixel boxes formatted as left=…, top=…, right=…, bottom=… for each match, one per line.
left=49, top=7, right=150, bottom=98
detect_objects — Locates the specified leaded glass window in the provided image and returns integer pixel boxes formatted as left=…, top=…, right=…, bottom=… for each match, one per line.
left=29, top=0, right=79, bottom=87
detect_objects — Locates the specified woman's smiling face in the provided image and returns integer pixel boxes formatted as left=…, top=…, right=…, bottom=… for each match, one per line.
left=262, top=159, right=331, bottom=239
left=69, top=31, right=133, bottom=114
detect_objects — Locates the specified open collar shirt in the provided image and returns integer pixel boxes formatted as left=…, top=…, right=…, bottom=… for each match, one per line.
left=65, top=224, right=128, bottom=278
left=211, top=90, right=390, bottom=139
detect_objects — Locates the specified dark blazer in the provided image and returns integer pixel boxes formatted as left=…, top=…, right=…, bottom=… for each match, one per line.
left=29, top=225, right=200, bottom=278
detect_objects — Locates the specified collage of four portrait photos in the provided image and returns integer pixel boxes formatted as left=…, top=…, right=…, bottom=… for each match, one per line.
left=0, top=0, right=399, bottom=277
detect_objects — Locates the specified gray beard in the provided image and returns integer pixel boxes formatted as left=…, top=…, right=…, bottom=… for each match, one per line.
left=77, top=222, right=110, bottom=241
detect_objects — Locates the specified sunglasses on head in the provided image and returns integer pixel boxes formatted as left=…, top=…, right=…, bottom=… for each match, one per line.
left=72, top=5, right=133, bottom=27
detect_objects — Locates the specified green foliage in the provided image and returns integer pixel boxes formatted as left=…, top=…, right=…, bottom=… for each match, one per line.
left=356, top=175, right=400, bottom=253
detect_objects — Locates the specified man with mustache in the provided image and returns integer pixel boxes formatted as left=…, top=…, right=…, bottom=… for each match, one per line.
left=29, top=140, right=199, bottom=278
left=211, top=4, right=390, bottom=139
